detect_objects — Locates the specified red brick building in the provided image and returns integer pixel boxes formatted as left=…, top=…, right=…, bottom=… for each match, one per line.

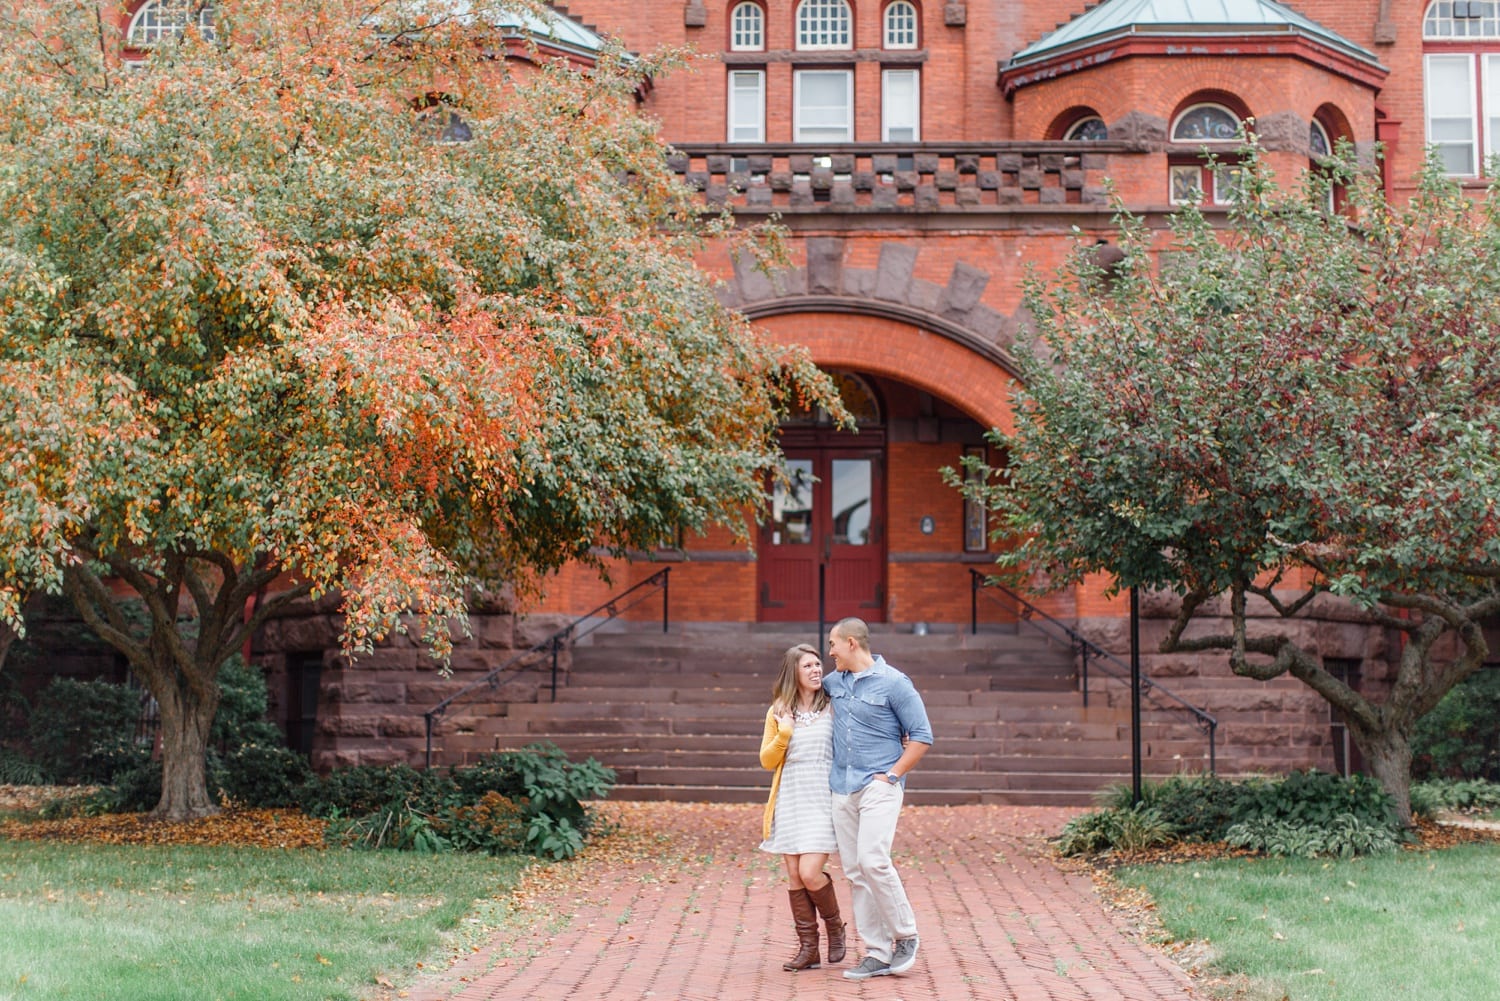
left=60, top=0, right=1492, bottom=792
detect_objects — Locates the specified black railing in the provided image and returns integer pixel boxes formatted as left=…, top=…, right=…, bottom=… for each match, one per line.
left=969, top=570, right=1217, bottom=773
left=423, top=568, right=671, bottom=768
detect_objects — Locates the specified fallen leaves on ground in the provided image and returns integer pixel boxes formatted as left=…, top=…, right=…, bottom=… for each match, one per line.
left=0, top=807, right=328, bottom=849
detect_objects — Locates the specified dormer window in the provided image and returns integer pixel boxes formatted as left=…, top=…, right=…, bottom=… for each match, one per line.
left=884, top=1, right=918, bottom=49
left=796, top=0, right=852, bottom=50
left=730, top=2, right=764, bottom=51
left=127, top=0, right=216, bottom=46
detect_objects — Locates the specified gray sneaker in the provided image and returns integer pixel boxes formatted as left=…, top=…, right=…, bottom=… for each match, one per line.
left=843, top=955, right=893, bottom=980
left=889, top=936, right=920, bottom=974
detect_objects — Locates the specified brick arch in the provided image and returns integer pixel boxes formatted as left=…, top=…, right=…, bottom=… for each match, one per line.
left=723, top=238, right=1024, bottom=428
left=752, top=311, right=1019, bottom=434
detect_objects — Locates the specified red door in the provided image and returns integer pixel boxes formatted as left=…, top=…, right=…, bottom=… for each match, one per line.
left=759, top=443, right=885, bottom=622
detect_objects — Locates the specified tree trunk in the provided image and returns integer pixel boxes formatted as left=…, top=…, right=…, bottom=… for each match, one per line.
left=1355, top=727, right=1414, bottom=829
left=151, top=668, right=221, bottom=821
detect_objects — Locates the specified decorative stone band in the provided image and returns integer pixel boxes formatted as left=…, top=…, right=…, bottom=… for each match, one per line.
left=669, top=141, right=1133, bottom=214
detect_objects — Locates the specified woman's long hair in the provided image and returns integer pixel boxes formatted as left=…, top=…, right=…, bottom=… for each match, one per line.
left=770, top=643, right=829, bottom=716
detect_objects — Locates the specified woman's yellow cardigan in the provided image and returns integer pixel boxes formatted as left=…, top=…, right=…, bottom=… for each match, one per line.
left=759, top=707, right=793, bottom=841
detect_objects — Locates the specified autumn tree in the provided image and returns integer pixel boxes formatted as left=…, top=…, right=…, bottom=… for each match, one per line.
left=0, top=0, right=829, bottom=819
left=965, top=145, right=1500, bottom=825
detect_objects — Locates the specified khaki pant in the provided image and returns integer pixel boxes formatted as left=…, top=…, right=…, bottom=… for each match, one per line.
left=832, top=781, right=917, bottom=964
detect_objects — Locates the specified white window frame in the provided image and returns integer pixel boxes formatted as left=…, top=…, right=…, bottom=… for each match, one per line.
left=796, top=0, right=853, bottom=51
left=730, top=2, right=765, bottom=52
left=127, top=0, right=216, bottom=46
left=1171, top=103, right=1243, bottom=144
left=1484, top=53, right=1500, bottom=162
left=1424, top=1, right=1500, bottom=38
left=1426, top=52, right=1479, bottom=175
left=793, top=69, right=854, bottom=143
left=1064, top=116, right=1108, bottom=141
left=727, top=69, right=766, bottom=143
left=1309, top=118, right=1332, bottom=158
left=881, top=69, right=920, bottom=142
left=883, top=1, right=918, bottom=50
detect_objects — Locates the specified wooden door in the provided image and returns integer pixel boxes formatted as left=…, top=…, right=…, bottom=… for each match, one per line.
left=760, top=445, right=885, bottom=621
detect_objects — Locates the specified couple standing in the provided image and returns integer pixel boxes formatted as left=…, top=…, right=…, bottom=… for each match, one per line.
left=758, top=617, right=934, bottom=980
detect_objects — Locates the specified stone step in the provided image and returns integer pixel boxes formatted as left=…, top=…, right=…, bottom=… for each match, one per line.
left=602, top=786, right=1102, bottom=808
left=612, top=765, right=1146, bottom=794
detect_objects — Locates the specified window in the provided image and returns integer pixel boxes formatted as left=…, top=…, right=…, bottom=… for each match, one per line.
left=884, top=1, right=918, bottom=49
left=1064, top=116, right=1108, bottom=141
left=127, top=0, right=216, bottom=46
left=1169, top=162, right=1243, bottom=205
left=1427, top=53, right=1478, bottom=173
left=882, top=69, right=919, bottom=142
left=730, top=2, right=764, bottom=51
left=796, top=0, right=852, bottom=50
left=1171, top=104, right=1243, bottom=143
left=1423, top=1, right=1500, bottom=174
left=728, top=70, right=766, bottom=142
left=794, top=70, right=853, bottom=142
left=1309, top=119, right=1332, bottom=158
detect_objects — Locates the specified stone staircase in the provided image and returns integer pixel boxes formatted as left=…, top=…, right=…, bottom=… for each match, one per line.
left=469, top=626, right=1211, bottom=807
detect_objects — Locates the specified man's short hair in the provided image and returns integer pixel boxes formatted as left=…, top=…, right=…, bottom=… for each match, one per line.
left=834, top=617, right=870, bottom=651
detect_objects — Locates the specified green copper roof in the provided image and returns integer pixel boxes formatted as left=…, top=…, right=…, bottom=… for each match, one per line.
left=493, top=6, right=609, bottom=55
left=1008, top=0, right=1382, bottom=68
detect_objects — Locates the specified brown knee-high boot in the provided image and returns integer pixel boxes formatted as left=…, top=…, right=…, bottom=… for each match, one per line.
left=805, top=878, right=846, bottom=964
left=783, top=888, right=821, bottom=971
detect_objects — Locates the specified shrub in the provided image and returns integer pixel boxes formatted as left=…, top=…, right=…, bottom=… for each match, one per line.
left=1410, top=778, right=1500, bottom=818
left=1413, top=669, right=1500, bottom=781
left=27, top=679, right=147, bottom=784
left=1055, top=805, right=1173, bottom=856
left=305, top=744, right=615, bottom=859
left=0, top=747, right=46, bottom=786
left=1225, top=813, right=1398, bottom=858
left=211, top=657, right=287, bottom=751
left=214, top=745, right=315, bottom=809
left=1229, top=769, right=1395, bottom=830
left=440, top=791, right=528, bottom=855
left=1099, top=773, right=1249, bottom=842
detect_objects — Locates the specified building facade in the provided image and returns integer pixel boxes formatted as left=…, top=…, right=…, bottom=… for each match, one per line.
left=42, top=0, right=1492, bottom=780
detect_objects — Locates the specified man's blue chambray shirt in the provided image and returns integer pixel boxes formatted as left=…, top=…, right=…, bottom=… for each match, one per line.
left=823, top=655, right=934, bottom=795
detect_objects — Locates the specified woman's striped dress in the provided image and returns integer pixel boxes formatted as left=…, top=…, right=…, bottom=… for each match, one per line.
left=759, top=708, right=838, bottom=854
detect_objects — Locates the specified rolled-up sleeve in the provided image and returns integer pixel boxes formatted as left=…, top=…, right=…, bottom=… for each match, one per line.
left=891, top=680, right=933, bottom=746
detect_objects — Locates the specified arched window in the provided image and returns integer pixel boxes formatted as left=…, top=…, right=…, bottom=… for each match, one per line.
left=1309, top=118, right=1332, bottom=159
left=884, top=1, right=918, bottom=49
left=1171, top=104, right=1242, bottom=143
left=796, top=0, right=852, bottom=50
left=730, top=2, right=764, bottom=51
left=1423, top=1, right=1500, bottom=175
left=127, top=0, right=216, bottom=46
left=1064, top=116, right=1108, bottom=141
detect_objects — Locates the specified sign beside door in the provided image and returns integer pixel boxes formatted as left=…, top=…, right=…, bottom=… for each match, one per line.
left=760, top=446, right=885, bottom=622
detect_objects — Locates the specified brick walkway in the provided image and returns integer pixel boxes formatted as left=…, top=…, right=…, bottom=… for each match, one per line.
left=400, top=803, right=1199, bottom=1001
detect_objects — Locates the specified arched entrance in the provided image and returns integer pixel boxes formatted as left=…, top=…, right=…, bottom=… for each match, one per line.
left=760, top=373, right=886, bottom=622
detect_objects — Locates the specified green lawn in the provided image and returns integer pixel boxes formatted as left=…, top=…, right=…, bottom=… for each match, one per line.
left=1119, top=843, right=1500, bottom=1001
left=0, top=840, right=528, bottom=1001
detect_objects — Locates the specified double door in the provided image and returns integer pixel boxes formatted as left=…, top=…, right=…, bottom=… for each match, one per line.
left=759, top=444, right=885, bottom=622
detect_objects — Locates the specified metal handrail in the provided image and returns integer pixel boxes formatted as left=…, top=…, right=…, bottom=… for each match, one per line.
left=969, top=570, right=1217, bottom=773
left=423, top=568, right=671, bottom=768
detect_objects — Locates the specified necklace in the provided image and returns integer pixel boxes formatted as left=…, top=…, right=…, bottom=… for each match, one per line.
left=792, top=703, right=823, bottom=725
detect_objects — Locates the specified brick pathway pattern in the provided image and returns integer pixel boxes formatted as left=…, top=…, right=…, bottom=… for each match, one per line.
left=403, top=803, right=1199, bottom=1001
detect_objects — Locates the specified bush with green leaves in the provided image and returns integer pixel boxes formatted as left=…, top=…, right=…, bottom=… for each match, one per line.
left=303, top=743, right=615, bottom=859
left=26, top=678, right=148, bottom=784
left=1410, top=778, right=1500, bottom=818
left=214, top=745, right=315, bottom=809
left=1228, top=769, right=1395, bottom=830
left=1224, top=813, right=1399, bottom=859
left=1413, top=669, right=1500, bottom=781
left=1056, top=804, right=1175, bottom=857
left=0, top=747, right=46, bottom=786
left=1099, top=773, right=1249, bottom=842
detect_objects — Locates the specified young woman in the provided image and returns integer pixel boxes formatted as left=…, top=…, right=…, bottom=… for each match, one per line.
left=759, top=642, right=845, bottom=971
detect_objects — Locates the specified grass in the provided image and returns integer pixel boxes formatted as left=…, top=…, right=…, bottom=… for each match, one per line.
left=0, top=839, right=528, bottom=1001
left=1119, top=843, right=1500, bottom=1000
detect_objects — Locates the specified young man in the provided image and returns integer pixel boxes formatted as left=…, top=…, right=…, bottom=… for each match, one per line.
left=823, top=616, right=933, bottom=980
